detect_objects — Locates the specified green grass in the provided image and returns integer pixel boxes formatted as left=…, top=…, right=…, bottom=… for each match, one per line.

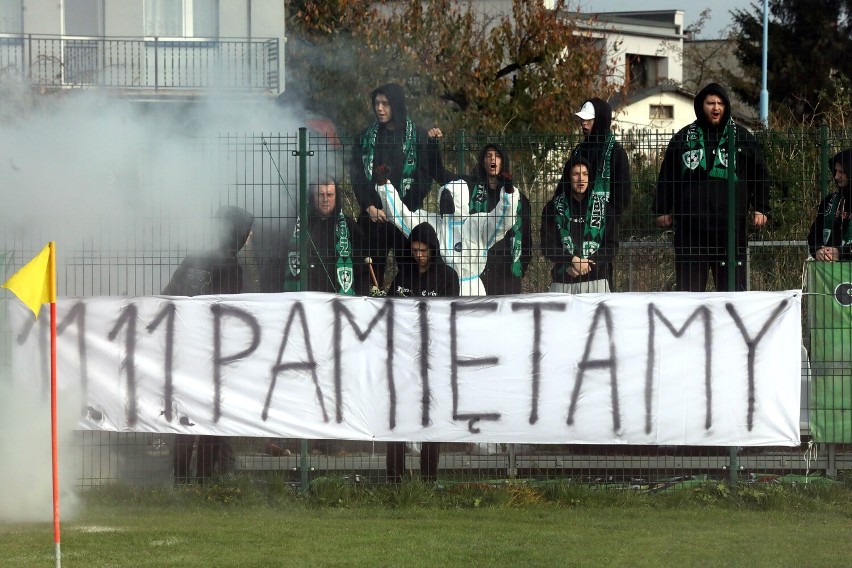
left=2, top=478, right=851, bottom=567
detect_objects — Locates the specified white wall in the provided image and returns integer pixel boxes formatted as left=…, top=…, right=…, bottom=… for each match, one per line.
left=613, top=91, right=694, bottom=133
left=576, top=11, right=684, bottom=88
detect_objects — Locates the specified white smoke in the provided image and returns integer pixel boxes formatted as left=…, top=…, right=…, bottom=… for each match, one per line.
left=0, top=84, right=327, bottom=521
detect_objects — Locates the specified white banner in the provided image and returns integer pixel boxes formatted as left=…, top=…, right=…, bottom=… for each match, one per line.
left=10, top=291, right=802, bottom=446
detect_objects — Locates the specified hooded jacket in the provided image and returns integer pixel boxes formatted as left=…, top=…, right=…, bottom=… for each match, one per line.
left=560, top=98, right=632, bottom=218
left=350, top=83, right=455, bottom=213
left=807, top=148, right=852, bottom=259
left=162, top=206, right=254, bottom=296
left=285, top=185, right=369, bottom=294
left=654, top=83, right=772, bottom=234
left=541, top=155, right=617, bottom=284
left=459, top=143, right=532, bottom=295
left=392, top=222, right=460, bottom=297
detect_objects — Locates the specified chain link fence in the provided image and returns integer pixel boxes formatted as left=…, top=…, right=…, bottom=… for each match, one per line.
left=3, top=127, right=851, bottom=488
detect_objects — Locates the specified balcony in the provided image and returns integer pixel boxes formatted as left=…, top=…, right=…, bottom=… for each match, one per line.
left=0, top=34, right=279, bottom=94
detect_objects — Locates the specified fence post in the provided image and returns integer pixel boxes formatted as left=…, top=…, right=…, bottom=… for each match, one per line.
left=293, top=127, right=315, bottom=491
left=726, top=128, right=739, bottom=486
left=154, top=37, right=159, bottom=91
left=819, top=124, right=829, bottom=197
left=456, top=129, right=466, bottom=178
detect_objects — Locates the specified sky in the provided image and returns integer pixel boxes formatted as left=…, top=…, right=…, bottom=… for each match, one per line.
left=580, top=1, right=744, bottom=38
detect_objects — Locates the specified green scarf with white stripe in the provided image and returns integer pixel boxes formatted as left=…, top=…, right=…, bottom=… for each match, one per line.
left=681, top=118, right=738, bottom=181
left=555, top=134, right=614, bottom=259
left=285, top=212, right=355, bottom=295
left=361, top=118, right=417, bottom=197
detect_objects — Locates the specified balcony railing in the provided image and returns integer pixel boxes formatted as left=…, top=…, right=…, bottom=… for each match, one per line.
left=0, top=34, right=279, bottom=93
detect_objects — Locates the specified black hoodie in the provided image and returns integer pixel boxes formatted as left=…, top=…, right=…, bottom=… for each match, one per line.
left=541, top=155, right=617, bottom=284
left=284, top=184, right=369, bottom=294
left=392, top=223, right=460, bottom=297
left=350, top=83, right=454, bottom=213
left=458, top=143, right=532, bottom=295
left=654, top=83, right=771, bottom=233
left=560, top=98, right=632, bottom=218
left=162, top=206, right=254, bottom=296
left=807, top=148, right=852, bottom=259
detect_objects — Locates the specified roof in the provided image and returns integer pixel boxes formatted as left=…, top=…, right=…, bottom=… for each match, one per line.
left=566, top=9, right=684, bottom=39
left=610, top=83, right=760, bottom=128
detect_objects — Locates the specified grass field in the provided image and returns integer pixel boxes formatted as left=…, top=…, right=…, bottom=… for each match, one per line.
left=2, top=478, right=851, bottom=567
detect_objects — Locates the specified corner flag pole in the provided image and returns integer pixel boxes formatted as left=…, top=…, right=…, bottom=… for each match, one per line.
left=48, top=242, right=62, bottom=568
left=0, top=241, right=61, bottom=566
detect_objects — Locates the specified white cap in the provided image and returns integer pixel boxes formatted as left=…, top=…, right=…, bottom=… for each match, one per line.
left=575, top=101, right=595, bottom=120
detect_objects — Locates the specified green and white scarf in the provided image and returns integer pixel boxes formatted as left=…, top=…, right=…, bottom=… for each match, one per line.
left=285, top=213, right=355, bottom=295
left=681, top=118, right=738, bottom=181
left=822, top=192, right=852, bottom=247
left=555, top=133, right=614, bottom=260
left=361, top=117, right=417, bottom=198
left=469, top=182, right=524, bottom=277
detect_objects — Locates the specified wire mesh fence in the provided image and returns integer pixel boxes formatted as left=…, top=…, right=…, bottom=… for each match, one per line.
left=3, top=126, right=852, bottom=489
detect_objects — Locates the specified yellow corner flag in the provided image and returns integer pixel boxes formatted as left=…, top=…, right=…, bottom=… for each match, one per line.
left=1, top=242, right=56, bottom=319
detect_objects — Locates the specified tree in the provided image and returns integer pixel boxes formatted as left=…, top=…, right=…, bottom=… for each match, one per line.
left=730, top=0, right=852, bottom=118
left=284, top=0, right=618, bottom=137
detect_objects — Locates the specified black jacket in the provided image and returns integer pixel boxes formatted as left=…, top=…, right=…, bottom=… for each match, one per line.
left=350, top=83, right=454, bottom=212
left=285, top=192, right=369, bottom=294
left=807, top=149, right=852, bottom=259
left=460, top=143, right=532, bottom=295
left=162, top=206, right=254, bottom=296
left=392, top=223, right=460, bottom=297
left=654, top=83, right=771, bottom=234
left=541, top=156, right=616, bottom=284
left=558, top=98, right=632, bottom=219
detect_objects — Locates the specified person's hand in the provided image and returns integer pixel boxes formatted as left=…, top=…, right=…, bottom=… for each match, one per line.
left=815, top=246, right=840, bottom=261
left=427, top=127, right=443, bottom=140
left=571, top=256, right=594, bottom=276
left=656, top=214, right=673, bottom=228
left=752, top=211, right=767, bottom=228
left=367, top=205, right=386, bottom=223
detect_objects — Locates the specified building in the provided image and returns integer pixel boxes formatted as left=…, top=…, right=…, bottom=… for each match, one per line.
left=0, top=1, right=285, bottom=98
left=568, top=10, right=685, bottom=89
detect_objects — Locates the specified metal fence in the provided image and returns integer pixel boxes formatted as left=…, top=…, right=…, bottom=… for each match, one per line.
left=0, top=34, right=279, bottom=91
left=2, top=126, right=851, bottom=488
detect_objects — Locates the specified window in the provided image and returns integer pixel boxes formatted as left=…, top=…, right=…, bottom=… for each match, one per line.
left=144, top=0, right=218, bottom=38
left=65, top=0, right=104, bottom=36
left=649, top=104, right=674, bottom=120
left=627, top=54, right=660, bottom=90
left=0, top=0, right=22, bottom=34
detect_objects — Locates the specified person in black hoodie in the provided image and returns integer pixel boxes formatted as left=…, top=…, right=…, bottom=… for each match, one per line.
left=284, top=178, right=368, bottom=295
left=350, top=83, right=455, bottom=287
left=554, top=98, right=631, bottom=290
left=654, top=83, right=770, bottom=292
left=808, top=148, right=852, bottom=261
left=541, top=155, right=616, bottom=293
left=162, top=205, right=254, bottom=484
left=391, top=222, right=460, bottom=298
left=387, top=223, right=458, bottom=483
left=462, top=143, right=532, bottom=295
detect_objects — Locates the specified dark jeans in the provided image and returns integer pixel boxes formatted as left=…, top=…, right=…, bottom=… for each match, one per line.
left=674, top=229, right=747, bottom=292
left=386, top=442, right=441, bottom=483
left=174, top=434, right=230, bottom=483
